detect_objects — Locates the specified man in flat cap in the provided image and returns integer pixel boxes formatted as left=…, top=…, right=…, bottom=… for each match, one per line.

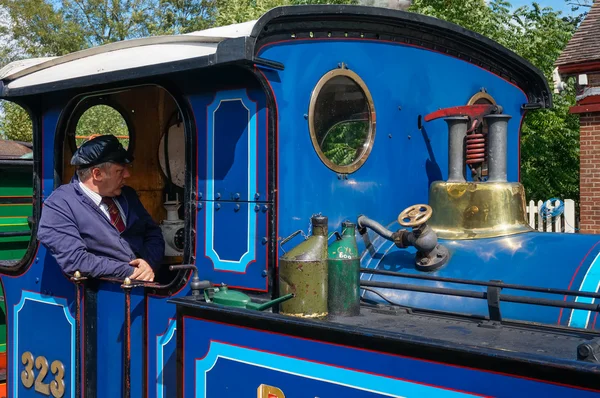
left=38, top=135, right=164, bottom=281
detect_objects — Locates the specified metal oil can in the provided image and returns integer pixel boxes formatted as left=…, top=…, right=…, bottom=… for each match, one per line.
left=328, top=221, right=360, bottom=316
left=279, top=215, right=328, bottom=318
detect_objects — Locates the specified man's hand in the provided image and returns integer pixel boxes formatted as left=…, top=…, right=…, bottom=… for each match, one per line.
left=129, top=258, right=155, bottom=281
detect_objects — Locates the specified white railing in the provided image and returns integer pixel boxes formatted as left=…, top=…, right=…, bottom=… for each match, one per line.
left=526, top=199, right=576, bottom=233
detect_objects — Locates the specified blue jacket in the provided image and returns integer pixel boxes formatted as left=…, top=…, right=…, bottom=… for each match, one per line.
left=38, top=179, right=165, bottom=278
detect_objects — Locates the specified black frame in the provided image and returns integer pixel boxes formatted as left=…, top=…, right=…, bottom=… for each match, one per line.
left=0, top=99, right=42, bottom=275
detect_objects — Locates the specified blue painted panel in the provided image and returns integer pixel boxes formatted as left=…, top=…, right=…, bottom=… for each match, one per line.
left=156, top=319, right=177, bottom=398
left=147, top=290, right=192, bottom=398
left=212, top=201, right=250, bottom=264
left=182, top=316, right=599, bottom=398
left=199, top=89, right=266, bottom=203
left=196, top=201, right=269, bottom=290
left=202, top=343, right=475, bottom=397
left=189, top=89, right=270, bottom=291
left=94, top=283, right=145, bottom=398
left=569, top=249, right=600, bottom=328
left=212, top=99, right=251, bottom=201
left=5, top=249, right=78, bottom=398
left=13, top=292, right=75, bottom=398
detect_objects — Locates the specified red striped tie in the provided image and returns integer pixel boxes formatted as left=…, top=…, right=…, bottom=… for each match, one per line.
left=102, top=197, right=125, bottom=233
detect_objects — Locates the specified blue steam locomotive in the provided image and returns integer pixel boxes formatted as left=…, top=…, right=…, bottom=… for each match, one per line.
left=0, top=4, right=598, bottom=398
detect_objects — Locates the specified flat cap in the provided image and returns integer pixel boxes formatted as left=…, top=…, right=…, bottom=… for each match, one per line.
left=71, top=135, right=133, bottom=168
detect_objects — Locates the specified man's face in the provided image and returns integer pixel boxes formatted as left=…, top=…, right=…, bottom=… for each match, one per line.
left=93, top=163, right=131, bottom=197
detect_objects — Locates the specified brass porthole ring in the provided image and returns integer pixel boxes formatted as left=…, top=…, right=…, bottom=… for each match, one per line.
left=308, top=67, right=376, bottom=174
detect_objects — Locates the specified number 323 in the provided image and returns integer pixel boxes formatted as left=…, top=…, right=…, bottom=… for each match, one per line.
left=21, top=352, right=65, bottom=398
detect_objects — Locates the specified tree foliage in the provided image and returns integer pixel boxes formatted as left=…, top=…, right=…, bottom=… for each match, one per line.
left=0, top=102, right=33, bottom=142
left=410, top=0, right=580, bottom=201
left=213, top=0, right=357, bottom=26
left=75, top=105, right=130, bottom=148
left=214, top=0, right=285, bottom=26
left=321, top=121, right=369, bottom=166
left=0, top=0, right=221, bottom=56
left=520, top=82, right=580, bottom=200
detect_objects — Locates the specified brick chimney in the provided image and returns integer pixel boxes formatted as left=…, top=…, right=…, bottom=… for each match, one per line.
left=556, top=2, right=600, bottom=233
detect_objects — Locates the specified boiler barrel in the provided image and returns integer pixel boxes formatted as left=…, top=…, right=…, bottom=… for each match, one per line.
left=360, top=230, right=600, bottom=329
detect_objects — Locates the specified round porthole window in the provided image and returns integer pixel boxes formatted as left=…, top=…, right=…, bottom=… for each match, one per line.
left=308, top=67, right=376, bottom=174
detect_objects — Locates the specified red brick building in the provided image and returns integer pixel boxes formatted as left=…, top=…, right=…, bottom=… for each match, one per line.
left=556, top=1, right=600, bottom=233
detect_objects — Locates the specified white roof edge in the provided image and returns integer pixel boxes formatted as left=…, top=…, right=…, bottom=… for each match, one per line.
left=1, top=34, right=230, bottom=83
left=1, top=20, right=259, bottom=84
left=0, top=19, right=260, bottom=93
left=0, top=57, right=57, bottom=80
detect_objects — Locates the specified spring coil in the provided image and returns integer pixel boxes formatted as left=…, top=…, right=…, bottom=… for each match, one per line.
left=465, top=132, right=486, bottom=165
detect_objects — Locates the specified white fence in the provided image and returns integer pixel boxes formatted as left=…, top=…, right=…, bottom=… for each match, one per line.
left=526, top=199, right=576, bottom=233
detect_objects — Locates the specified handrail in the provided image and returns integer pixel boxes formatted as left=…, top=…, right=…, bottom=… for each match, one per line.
left=360, top=280, right=600, bottom=313
left=66, top=264, right=197, bottom=291
left=360, top=268, right=600, bottom=300
left=95, top=276, right=160, bottom=288
left=360, top=268, right=600, bottom=322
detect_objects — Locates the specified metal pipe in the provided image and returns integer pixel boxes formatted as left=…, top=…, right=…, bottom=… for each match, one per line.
left=362, top=280, right=484, bottom=299
left=0, top=159, right=33, bottom=168
left=357, top=215, right=394, bottom=241
left=359, top=267, right=600, bottom=300
left=360, top=280, right=600, bottom=312
left=500, top=294, right=600, bottom=312
left=445, top=116, right=468, bottom=182
left=485, top=114, right=511, bottom=182
left=0, top=231, right=29, bottom=238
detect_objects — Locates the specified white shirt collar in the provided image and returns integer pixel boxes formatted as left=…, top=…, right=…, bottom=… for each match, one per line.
left=78, top=180, right=127, bottom=225
left=78, top=181, right=103, bottom=206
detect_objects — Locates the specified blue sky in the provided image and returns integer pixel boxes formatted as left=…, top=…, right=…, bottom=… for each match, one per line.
left=508, top=0, right=579, bottom=15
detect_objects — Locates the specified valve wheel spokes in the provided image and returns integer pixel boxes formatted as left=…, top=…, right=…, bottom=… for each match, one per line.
left=398, top=204, right=433, bottom=227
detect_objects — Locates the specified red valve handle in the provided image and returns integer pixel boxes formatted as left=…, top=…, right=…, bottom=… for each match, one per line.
left=424, top=104, right=503, bottom=133
left=423, top=104, right=501, bottom=122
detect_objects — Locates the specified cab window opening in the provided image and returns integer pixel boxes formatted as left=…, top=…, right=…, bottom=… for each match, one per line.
left=55, top=85, right=191, bottom=288
left=0, top=100, right=36, bottom=269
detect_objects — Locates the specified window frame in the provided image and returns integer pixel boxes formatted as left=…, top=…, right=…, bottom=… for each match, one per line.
left=65, top=96, right=135, bottom=157
left=0, top=100, right=40, bottom=273
left=308, top=67, right=376, bottom=174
